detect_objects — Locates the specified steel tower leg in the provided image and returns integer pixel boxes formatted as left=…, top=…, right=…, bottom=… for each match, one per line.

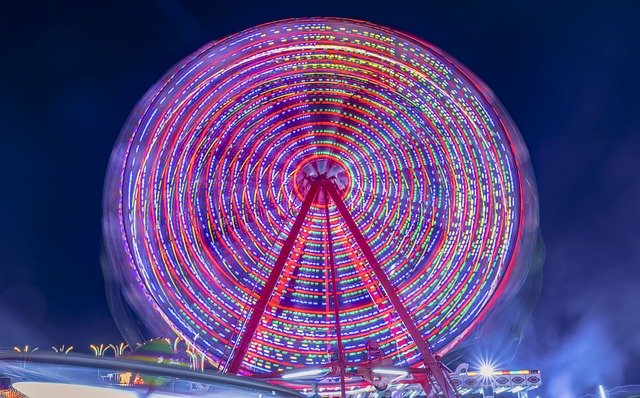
left=322, top=181, right=458, bottom=398
left=324, top=188, right=347, bottom=398
left=227, top=181, right=321, bottom=373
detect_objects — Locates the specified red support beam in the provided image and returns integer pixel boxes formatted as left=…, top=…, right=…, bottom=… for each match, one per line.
left=322, top=180, right=458, bottom=398
left=324, top=189, right=347, bottom=398
left=227, top=181, right=321, bottom=373
left=414, top=373, right=435, bottom=397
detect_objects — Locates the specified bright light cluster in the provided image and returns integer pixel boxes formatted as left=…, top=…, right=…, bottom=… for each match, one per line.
left=479, top=363, right=496, bottom=378
left=105, top=18, right=535, bottom=373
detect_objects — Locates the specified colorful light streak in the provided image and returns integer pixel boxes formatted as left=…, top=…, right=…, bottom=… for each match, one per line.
left=104, top=18, right=538, bottom=374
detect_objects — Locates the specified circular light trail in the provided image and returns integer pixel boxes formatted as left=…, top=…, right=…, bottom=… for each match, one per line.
left=104, top=18, right=538, bottom=374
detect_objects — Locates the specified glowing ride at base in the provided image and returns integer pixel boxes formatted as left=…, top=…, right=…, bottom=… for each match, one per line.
left=0, top=352, right=302, bottom=398
left=103, top=17, right=540, bottom=396
left=12, top=382, right=136, bottom=398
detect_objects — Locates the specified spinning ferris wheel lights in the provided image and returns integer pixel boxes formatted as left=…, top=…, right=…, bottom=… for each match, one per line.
left=103, top=16, right=541, bottom=398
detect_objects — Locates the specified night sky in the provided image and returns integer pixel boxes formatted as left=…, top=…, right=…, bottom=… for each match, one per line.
left=1, top=1, right=639, bottom=396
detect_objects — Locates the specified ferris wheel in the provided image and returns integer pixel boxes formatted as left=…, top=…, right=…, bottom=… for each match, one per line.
left=103, top=17, right=539, bottom=397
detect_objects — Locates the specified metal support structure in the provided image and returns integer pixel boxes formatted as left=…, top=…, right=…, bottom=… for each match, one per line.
left=324, top=188, right=347, bottom=398
left=322, top=180, right=458, bottom=398
left=227, top=177, right=457, bottom=398
left=227, top=181, right=321, bottom=373
left=414, top=372, right=435, bottom=397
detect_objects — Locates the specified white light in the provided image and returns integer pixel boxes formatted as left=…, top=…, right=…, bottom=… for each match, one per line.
left=371, top=367, right=409, bottom=376
left=13, top=382, right=138, bottom=398
left=282, top=368, right=328, bottom=379
left=599, top=384, right=607, bottom=398
left=479, top=363, right=496, bottom=377
left=319, top=386, right=376, bottom=396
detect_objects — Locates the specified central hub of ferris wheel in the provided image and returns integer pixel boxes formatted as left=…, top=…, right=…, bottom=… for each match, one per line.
left=293, top=156, right=350, bottom=206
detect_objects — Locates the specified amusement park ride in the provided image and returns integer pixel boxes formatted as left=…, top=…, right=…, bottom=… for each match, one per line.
left=0, top=18, right=542, bottom=398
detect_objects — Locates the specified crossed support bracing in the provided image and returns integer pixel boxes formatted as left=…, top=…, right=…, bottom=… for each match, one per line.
left=226, top=177, right=459, bottom=398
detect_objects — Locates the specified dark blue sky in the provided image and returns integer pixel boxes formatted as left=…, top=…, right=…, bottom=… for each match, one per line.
left=1, top=1, right=639, bottom=396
